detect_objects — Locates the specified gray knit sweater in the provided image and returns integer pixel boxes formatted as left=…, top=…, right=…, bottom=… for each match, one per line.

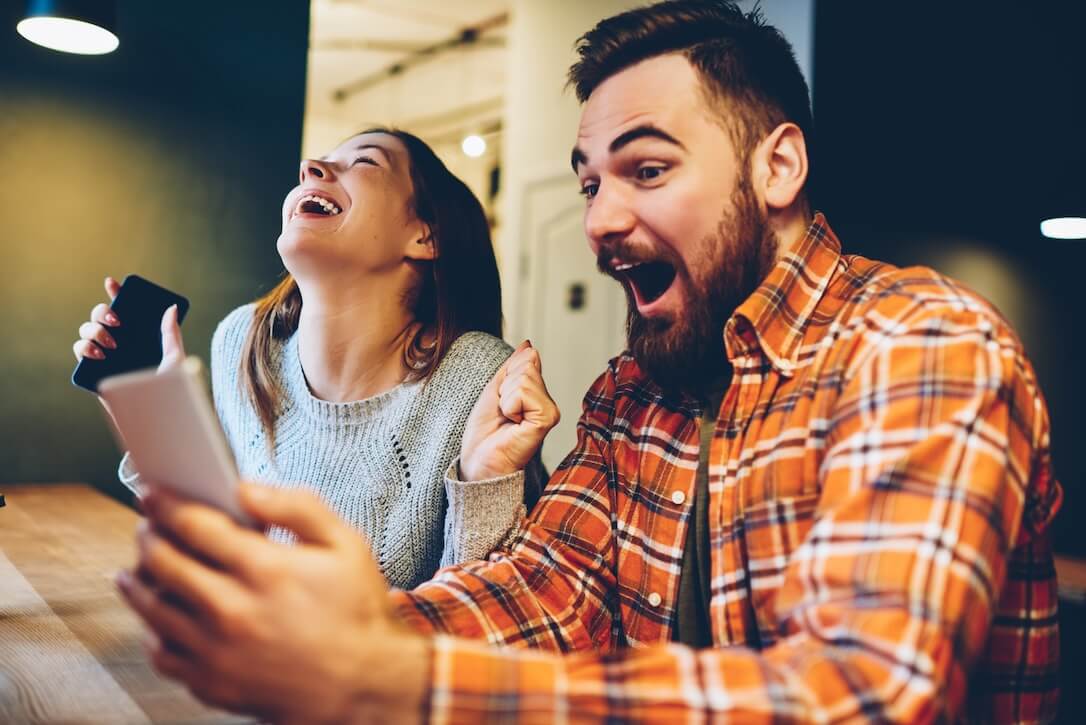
left=120, top=303, right=542, bottom=590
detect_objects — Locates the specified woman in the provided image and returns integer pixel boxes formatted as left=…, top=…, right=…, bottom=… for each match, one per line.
left=74, top=128, right=545, bottom=590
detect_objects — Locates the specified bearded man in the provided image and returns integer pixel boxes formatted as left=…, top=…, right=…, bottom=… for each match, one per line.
left=121, top=2, right=1062, bottom=722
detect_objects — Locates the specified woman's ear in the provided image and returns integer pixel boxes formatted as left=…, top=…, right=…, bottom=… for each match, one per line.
left=404, top=225, right=437, bottom=261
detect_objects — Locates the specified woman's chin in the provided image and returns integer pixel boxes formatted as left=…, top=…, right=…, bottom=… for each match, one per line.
left=277, top=228, right=326, bottom=260
left=277, top=232, right=352, bottom=281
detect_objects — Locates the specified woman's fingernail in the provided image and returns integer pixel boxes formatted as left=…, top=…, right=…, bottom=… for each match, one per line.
left=102, top=337, right=117, bottom=350
left=90, top=347, right=105, bottom=359
left=105, top=312, right=120, bottom=326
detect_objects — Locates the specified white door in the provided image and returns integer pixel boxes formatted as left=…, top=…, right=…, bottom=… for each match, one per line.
left=511, top=165, right=626, bottom=471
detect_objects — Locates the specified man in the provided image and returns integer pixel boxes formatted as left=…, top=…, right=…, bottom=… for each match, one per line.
left=120, top=2, right=1062, bottom=721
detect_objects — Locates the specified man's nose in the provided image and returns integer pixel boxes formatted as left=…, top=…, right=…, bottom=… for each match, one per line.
left=584, top=183, right=636, bottom=247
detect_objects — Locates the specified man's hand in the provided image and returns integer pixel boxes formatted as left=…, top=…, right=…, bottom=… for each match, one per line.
left=117, top=483, right=430, bottom=723
left=459, top=340, right=560, bottom=481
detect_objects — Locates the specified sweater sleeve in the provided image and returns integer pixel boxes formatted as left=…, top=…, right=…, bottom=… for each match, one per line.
left=433, top=331, right=529, bottom=568
left=117, top=451, right=142, bottom=497
left=439, top=460, right=526, bottom=567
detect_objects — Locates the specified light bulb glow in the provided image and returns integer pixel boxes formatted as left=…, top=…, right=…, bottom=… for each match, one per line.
left=16, top=16, right=119, bottom=55
left=461, top=135, right=487, bottom=158
left=1040, top=217, right=1086, bottom=240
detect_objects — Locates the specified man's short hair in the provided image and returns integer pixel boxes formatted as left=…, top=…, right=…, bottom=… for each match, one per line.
left=568, top=0, right=813, bottom=173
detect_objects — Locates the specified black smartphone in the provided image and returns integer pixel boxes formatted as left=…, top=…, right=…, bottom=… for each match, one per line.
left=71, top=275, right=190, bottom=393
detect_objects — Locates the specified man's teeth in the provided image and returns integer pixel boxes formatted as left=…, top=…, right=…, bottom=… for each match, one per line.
left=296, top=194, right=341, bottom=216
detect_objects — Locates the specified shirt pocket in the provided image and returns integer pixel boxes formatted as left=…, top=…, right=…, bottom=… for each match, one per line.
left=742, top=491, right=820, bottom=647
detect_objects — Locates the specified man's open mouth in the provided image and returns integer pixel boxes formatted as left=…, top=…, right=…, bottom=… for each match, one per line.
left=612, top=260, right=678, bottom=307
left=291, top=193, right=342, bottom=220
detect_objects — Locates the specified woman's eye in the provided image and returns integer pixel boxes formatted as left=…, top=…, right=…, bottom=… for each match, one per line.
left=353, top=156, right=378, bottom=166
left=636, top=166, right=665, bottom=181
left=579, top=182, right=599, bottom=199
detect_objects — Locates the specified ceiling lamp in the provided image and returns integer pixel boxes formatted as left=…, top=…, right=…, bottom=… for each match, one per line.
left=17, top=0, right=119, bottom=55
left=461, top=135, right=487, bottom=158
left=1040, top=217, right=1086, bottom=240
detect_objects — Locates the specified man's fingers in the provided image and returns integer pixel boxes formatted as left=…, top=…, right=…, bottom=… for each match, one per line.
left=135, top=522, right=248, bottom=625
left=143, top=635, right=251, bottom=716
left=237, top=483, right=347, bottom=547
left=116, top=568, right=211, bottom=656
left=141, top=488, right=269, bottom=578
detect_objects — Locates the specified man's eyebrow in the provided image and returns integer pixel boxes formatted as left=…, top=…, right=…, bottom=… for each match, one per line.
left=571, top=125, right=685, bottom=173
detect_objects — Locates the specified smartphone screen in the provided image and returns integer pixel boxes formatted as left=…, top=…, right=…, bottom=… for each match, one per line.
left=71, top=275, right=190, bottom=393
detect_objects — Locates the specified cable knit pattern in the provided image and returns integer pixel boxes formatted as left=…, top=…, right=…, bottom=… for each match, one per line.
left=120, top=303, right=539, bottom=590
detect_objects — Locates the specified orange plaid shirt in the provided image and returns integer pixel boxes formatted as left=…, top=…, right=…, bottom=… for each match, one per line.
left=393, top=214, right=1063, bottom=723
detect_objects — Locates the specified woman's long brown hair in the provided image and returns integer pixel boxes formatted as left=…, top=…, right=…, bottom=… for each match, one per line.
left=239, top=128, right=502, bottom=447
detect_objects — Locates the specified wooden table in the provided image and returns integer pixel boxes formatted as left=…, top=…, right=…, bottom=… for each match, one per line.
left=0, top=484, right=249, bottom=724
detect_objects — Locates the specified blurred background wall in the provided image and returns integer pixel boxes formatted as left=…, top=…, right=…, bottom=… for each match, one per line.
left=0, top=2, right=309, bottom=502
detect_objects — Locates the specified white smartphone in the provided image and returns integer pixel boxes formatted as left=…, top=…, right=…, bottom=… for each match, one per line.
left=98, top=357, right=254, bottom=526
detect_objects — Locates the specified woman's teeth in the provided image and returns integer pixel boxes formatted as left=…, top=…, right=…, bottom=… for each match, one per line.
left=294, top=194, right=341, bottom=217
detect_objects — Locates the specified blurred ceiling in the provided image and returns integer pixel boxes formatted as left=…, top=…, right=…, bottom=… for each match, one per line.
left=304, top=0, right=509, bottom=157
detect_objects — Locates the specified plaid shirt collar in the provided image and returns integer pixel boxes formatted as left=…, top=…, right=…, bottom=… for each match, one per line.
left=725, top=212, right=841, bottom=377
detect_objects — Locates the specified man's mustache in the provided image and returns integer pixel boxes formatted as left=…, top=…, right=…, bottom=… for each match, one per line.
left=594, top=242, right=683, bottom=278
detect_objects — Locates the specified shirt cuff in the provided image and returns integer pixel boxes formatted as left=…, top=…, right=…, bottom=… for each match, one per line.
left=428, top=634, right=565, bottom=721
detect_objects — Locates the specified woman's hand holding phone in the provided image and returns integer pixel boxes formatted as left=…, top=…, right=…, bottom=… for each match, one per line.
left=72, top=276, right=187, bottom=375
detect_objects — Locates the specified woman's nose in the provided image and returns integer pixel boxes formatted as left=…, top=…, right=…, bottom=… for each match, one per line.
left=299, top=159, right=332, bottom=184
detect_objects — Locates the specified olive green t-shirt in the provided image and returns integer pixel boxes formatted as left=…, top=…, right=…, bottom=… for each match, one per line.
left=672, top=381, right=728, bottom=648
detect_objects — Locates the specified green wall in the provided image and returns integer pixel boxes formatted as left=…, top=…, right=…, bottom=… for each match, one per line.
left=0, top=2, right=309, bottom=501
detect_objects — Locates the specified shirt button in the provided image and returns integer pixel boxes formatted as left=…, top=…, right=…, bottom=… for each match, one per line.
left=648, top=592, right=662, bottom=607
left=671, top=490, right=686, bottom=505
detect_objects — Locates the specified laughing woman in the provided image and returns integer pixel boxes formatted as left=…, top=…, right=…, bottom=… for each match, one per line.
left=74, top=129, right=546, bottom=589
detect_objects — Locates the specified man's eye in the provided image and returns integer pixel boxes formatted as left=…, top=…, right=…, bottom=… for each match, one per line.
left=579, top=182, right=599, bottom=199
left=636, top=166, right=665, bottom=181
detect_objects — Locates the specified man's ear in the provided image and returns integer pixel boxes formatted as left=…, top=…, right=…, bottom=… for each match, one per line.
left=404, top=224, right=437, bottom=261
left=752, top=122, right=808, bottom=212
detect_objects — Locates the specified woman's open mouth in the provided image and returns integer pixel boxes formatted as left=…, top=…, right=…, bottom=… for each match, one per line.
left=290, top=193, right=342, bottom=221
left=613, top=260, right=678, bottom=311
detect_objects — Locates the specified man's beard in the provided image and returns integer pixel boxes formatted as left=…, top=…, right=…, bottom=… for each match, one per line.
left=619, top=178, right=779, bottom=397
